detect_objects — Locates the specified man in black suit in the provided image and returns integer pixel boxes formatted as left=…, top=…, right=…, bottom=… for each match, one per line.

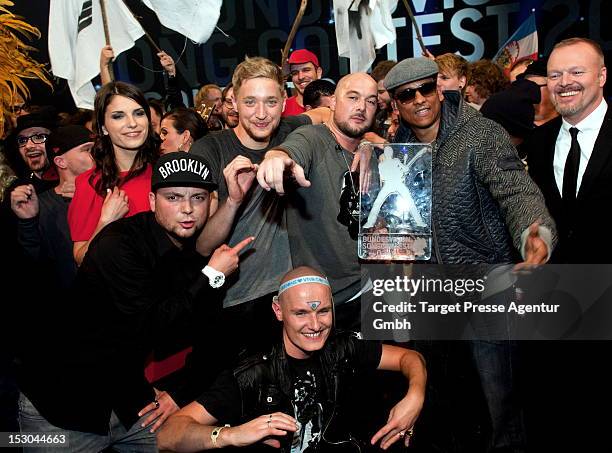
left=526, top=37, right=611, bottom=263
left=522, top=37, right=612, bottom=452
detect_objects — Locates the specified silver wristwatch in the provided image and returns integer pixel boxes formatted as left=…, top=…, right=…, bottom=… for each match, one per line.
left=202, top=265, right=225, bottom=288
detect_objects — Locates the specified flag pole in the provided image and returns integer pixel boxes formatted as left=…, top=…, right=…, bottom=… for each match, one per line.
left=281, top=0, right=308, bottom=75
left=400, top=0, right=427, bottom=55
left=99, top=0, right=115, bottom=81
left=119, top=0, right=163, bottom=53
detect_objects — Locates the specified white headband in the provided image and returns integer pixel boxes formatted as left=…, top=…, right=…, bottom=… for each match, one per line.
left=278, top=275, right=330, bottom=296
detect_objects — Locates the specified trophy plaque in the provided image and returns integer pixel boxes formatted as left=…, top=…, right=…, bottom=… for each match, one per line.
left=358, top=142, right=432, bottom=260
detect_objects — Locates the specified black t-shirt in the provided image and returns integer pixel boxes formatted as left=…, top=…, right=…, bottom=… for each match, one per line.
left=190, top=115, right=311, bottom=307
left=197, top=335, right=382, bottom=452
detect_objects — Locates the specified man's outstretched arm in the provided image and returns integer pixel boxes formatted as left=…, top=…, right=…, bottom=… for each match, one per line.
left=256, top=149, right=310, bottom=195
left=157, top=402, right=219, bottom=451
left=158, top=402, right=297, bottom=451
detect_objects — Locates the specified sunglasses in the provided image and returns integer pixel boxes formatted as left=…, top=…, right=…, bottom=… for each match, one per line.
left=395, top=80, right=438, bottom=104
left=17, top=133, right=49, bottom=147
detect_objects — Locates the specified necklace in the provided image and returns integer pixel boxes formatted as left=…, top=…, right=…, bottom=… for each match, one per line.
left=325, top=124, right=361, bottom=239
left=324, top=123, right=357, bottom=194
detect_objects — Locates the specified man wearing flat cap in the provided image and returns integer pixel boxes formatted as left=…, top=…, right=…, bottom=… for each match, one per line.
left=17, top=152, right=255, bottom=452
left=384, top=57, right=557, bottom=452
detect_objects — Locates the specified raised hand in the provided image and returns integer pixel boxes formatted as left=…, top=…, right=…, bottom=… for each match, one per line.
left=157, top=50, right=176, bottom=77
left=224, top=156, right=257, bottom=205
left=10, top=184, right=39, bottom=219
left=100, top=44, right=114, bottom=66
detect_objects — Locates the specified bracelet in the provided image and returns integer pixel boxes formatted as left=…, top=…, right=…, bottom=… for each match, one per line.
left=211, top=424, right=230, bottom=448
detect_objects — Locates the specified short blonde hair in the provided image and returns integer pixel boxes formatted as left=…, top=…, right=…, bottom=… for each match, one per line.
left=194, top=84, right=221, bottom=108
left=553, top=37, right=605, bottom=66
left=232, top=56, right=285, bottom=97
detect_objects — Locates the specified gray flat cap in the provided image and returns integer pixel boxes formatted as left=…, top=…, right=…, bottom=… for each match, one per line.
left=384, top=57, right=439, bottom=91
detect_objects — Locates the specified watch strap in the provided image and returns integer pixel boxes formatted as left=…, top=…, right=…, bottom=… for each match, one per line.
left=211, top=424, right=230, bottom=448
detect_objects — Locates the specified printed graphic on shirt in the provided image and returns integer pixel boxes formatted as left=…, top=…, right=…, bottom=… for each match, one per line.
left=291, top=370, right=323, bottom=452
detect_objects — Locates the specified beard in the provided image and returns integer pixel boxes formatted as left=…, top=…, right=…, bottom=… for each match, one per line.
left=335, top=117, right=373, bottom=139
left=550, top=84, right=592, bottom=118
left=551, top=97, right=585, bottom=117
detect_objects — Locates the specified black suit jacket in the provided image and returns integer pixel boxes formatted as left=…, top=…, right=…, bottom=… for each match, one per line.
left=525, top=109, right=612, bottom=263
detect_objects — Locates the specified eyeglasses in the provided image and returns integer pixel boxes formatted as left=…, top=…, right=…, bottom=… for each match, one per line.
left=16, top=133, right=49, bottom=147
left=394, top=81, right=438, bottom=104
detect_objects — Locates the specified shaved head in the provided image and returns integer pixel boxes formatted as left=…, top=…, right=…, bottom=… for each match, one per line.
left=277, top=266, right=330, bottom=303
left=336, top=72, right=377, bottom=94
left=331, top=73, right=378, bottom=139
left=280, top=265, right=325, bottom=286
left=273, top=266, right=333, bottom=359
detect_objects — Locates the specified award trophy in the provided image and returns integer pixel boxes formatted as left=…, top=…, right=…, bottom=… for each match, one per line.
left=358, top=142, right=432, bottom=260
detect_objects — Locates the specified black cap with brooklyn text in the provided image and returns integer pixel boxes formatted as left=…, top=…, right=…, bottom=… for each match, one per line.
left=151, top=152, right=217, bottom=191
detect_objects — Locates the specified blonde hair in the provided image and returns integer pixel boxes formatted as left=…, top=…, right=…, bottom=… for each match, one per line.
left=231, top=56, right=285, bottom=97
left=436, top=53, right=469, bottom=80
left=553, top=37, right=605, bottom=66
left=194, top=84, right=221, bottom=108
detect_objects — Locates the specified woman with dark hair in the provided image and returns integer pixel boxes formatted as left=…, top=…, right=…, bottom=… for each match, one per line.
left=159, top=107, right=208, bottom=154
left=68, top=81, right=156, bottom=265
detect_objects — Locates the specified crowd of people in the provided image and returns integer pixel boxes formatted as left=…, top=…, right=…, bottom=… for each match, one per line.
left=1, top=35, right=611, bottom=453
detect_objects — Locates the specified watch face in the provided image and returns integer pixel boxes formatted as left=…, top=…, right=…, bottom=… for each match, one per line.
left=213, top=275, right=224, bottom=287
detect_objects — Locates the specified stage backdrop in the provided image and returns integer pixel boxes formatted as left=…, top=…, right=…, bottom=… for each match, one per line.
left=12, top=0, right=611, bottom=111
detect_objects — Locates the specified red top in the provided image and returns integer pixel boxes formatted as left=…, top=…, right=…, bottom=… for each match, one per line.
left=68, top=165, right=153, bottom=242
left=282, top=95, right=306, bottom=117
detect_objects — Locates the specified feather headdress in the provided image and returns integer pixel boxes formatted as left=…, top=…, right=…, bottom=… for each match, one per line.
left=0, top=0, right=51, bottom=139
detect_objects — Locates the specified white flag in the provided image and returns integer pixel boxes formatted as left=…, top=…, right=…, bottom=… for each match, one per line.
left=141, top=0, right=222, bottom=44
left=334, top=0, right=397, bottom=73
left=48, top=0, right=144, bottom=109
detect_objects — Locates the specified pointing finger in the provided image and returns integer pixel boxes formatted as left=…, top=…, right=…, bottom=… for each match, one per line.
left=231, top=236, right=255, bottom=253
left=257, top=167, right=271, bottom=191
left=292, top=163, right=311, bottom=188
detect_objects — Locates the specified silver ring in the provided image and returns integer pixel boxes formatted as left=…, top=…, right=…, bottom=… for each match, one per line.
left=398, top=430, right=405, bottom=438
left=154, top=400, right=160, bottom=409
left=267, top=420, right=271, bottom=428
left=269, top=414, right=273, bottom=420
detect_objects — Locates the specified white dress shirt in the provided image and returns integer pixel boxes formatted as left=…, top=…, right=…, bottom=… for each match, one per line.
left=554, top=99, right=608, bottom=196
